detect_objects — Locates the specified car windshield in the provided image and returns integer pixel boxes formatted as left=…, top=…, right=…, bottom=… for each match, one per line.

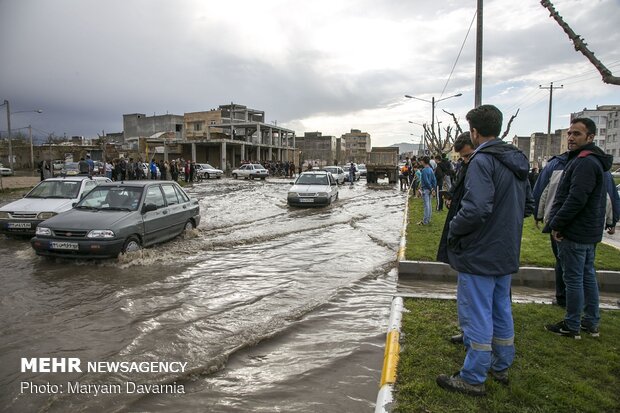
left=77, top=186, right=144, bottom=211
left=63, top=162, right=79, bottom=170
left=295, top=174, right=329, bottom=185
left=203, top=164, right=214, bottom=169
left=26, top=181, right=82, bottom=199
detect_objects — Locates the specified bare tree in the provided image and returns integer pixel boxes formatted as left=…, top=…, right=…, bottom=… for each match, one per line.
left=541, top=0, right=620, bottom=86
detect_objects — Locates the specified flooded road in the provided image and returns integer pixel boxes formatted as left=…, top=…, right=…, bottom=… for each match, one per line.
left=0, top=178, right=406, bottom=412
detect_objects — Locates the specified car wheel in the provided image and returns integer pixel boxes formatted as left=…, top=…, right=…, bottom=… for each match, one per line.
left=184, top=220, right=195, bottom=232
left=250, top=175, right=255, bottom=180
left=233, top=173, right=238, bottom=179
left=122, top=236, right=141, bottom=254
left=205, top=173, right=210, bottom=179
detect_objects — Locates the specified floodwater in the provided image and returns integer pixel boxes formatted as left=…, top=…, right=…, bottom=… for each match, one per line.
left=0, top=178, right=406, bottom=413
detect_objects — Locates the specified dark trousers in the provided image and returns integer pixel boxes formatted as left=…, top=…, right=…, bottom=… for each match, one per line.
left=550, top=234, right=566, bottom=306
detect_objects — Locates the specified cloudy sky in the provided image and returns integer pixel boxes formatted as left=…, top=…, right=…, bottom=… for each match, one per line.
left=1, top=0, right=619, bottom=147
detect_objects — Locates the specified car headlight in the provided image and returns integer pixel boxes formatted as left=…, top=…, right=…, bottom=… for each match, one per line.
left=0, top=211, right=9, bottom=219
left=36, top=227, right=52, bottom=236
left=87, top=230, right=115, bottom=238
left=37, top=212, right=58, bottom=220
left=288, top=192, right=298, bottom=197
left=317, top=192, right=328, bottom=197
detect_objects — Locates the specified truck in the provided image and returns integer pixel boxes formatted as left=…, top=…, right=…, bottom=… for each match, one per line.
left=366, top=147, right=399, bottom=184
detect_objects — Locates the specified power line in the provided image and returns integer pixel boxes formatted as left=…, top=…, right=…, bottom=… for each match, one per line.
left=552, top=60, right=620, bottom=83
left=439, top=10, right=477, bottom=100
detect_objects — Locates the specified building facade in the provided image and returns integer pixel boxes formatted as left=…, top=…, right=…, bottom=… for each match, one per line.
left=606, top=108, right=620, bottom=163
left=341, top=129, right=371, bottom=164
left=528, top=130, right=563, bottom=169
left=296, top=132, right=337, bottom=167
left=571, top=105, right=620, bottom=154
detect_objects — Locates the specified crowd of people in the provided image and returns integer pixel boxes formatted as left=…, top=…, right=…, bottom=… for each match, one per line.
left=424, top=105, right=619, bottom=398
left=241, top=160, right=296, bottom=178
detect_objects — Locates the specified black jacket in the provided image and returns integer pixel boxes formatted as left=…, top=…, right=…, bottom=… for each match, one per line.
left=546, top=143, right=613, bottom=244
left=437, top=162, right=469, bottom=263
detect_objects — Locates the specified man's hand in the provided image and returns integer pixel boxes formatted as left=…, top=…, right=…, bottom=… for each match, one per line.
left=551, top=230, right=563, bottom=242
left=607, top=226, right=616, bottom=235
left=445, top=199, right=452, bottom=209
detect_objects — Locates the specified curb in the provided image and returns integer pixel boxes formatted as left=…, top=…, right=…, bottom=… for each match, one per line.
left=375, top=188, right=410, bottom=413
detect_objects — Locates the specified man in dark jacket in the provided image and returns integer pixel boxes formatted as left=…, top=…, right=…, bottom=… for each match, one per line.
left=544, top=117, right=613, bottom=339
left=437, top=105, right=533, bottom=396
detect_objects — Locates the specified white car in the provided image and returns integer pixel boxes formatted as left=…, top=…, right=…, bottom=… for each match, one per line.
left=196, top=163, right=223, bottom=180
left=322, top=166, right=346, bottom=185
left=287, top=171, right=339, bottom=207
left=232, top=164, right=269, bottom=180
left=0, top=176, right=111, bottom=236
left=0, top=164, right=13, bottom=176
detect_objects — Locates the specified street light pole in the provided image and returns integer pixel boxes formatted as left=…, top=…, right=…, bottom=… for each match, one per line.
left=4, top=100, right=12, bottom=170
left=405, top=93, right=462, bottom=153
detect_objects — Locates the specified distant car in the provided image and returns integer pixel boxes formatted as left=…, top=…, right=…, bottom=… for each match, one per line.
left=0, top=176, right=111, bottom=236
left=342, top=164, right=361, bottom=181
left=287, top=171, right=339, bottom=207
left=357, top=164, right=367, bottom=177
left=30, top=181, right=200, bottom=258
left=61, top=162, right=80, bottom=176
left=141, top=162, right=161, bottom=179
left=232, top=164, right=269, bottom=180
left=322, top=166, right=346, bottom=185
left=196, top=163, right=223, bottom=180
left=0, top=164, right=13, bottom=176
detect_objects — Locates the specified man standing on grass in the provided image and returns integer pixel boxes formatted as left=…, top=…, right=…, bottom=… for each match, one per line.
left=437, top=105, right=533, bottom=396
left=418, top=156, right=436, bottom=226
left=544, top=117, right=613, bottom=339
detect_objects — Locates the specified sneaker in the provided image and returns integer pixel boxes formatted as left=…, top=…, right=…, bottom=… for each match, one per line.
left=580, top=324, right=600, bottom=338
left=545, top=320, right=581, bottom=339
left=488, top=369, right=509, bottom=386
left=436, top=372, right=486, bottom=396
left=449, top=333, right=464, bottom=344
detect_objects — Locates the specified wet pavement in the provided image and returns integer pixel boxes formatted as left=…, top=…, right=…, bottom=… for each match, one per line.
left=0, top=178, right=405, bottom=412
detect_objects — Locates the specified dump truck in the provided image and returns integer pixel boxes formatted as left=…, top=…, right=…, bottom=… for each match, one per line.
left=366, top=147, right=399, bottom=184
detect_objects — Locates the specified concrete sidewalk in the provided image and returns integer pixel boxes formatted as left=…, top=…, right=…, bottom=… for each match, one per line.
left=0, top=176, right=40, bottom=190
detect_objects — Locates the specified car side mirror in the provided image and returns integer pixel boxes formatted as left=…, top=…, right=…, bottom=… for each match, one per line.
left=72, top=202, right=77, bottom=207
left=289, top=181, right=294, bottom=185
left=142, top=203, right=157, bottom=214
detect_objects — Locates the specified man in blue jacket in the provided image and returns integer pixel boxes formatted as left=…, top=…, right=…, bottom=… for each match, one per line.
left=418, top=156, right=437, bottom=225
left=544, top=117, right=614, bottom=339
left=437, top=105, right=533, bottom=396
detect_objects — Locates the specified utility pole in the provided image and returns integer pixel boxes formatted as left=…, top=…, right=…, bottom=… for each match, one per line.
left=474, top=0, right=483, bottom=107
left=29, top=125, right=34, bottom=171
left=539, top=82, right=564, bottom=163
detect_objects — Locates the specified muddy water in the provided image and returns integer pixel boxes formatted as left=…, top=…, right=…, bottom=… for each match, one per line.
left=0, top=179, right=405, bottom=412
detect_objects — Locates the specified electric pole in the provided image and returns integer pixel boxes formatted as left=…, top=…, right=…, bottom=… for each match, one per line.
left=474, top=0, right=483, bottom=107
left=539, top=82, right=564, bottom=164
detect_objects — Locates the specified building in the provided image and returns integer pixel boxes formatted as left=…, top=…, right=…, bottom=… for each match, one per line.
left=512, top=135, right=531, bottom=164
left=571, top=105, right=620, bottom=154
left=606, top=108, right=620, bottom=163
left=123, top=104, right=296, bottom=170
left=341, top=129, right=371, bottom=164
left=529, top=130, right=563, bottom=169
left=295, top=132, right=337, bottom=167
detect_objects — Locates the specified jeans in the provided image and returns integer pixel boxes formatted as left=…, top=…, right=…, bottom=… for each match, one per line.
left=457, top=273, right=515, bottom=385
left=422, top=189, right=432, bottom=224
left=557, top=239, right=600, bottom=331
left=549, top=234, right=566, bottom=306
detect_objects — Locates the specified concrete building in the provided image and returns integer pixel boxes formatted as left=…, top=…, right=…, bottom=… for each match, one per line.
left=296, top=132, right=337, bottom=167
left=571, top=105, right=620, bottom=153
left=529, top=130, right=563, bottom=169
left=181, top=104, right=296, bottom=170
left=341, top=129, right=371, bottom=164
left=605, top=108, right=620, bottom=163
left=123, top=113, right=184, bottom=144
left=512, top=135, right=531, bottom=164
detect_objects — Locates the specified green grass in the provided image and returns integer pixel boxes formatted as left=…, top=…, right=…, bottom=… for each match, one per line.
left=395, top=298, right=620, bottom=413
left=405, top=197, right=620, bottom=271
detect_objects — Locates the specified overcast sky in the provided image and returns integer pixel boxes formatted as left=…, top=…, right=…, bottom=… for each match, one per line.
left=1, top=0, right=619, bottom=147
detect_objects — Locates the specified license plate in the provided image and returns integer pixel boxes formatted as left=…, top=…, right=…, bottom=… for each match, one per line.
left=50, top=242, right=79, bottom=250
left=300, top=198, right=315, bottom=203
left=8, top=222, right=31, bottom=229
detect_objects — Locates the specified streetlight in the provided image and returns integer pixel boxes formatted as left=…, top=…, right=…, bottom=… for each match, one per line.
left=404, top=93, right=462, bottom=138
left=1, top=99, right=43, bottom=170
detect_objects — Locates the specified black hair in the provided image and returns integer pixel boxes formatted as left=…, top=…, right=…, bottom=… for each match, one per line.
left=571, top=117, right=597, bottom=136
left=454, top=132, right=473, bottom=152
left=466, top=105, right=503, bottom=137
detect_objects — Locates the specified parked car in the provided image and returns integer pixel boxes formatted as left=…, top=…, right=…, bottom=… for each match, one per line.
left=0, top=164, right=13, bottom=176
left=357, top=164, right=367, bottom=177
left=342, top=163, right=361, bottom=181
left=287, top=171, right=339, bottom=207
left=232, top=164, right=269, bottom=180
left=196, top=163, right=223, bottom=180
left=141, top=162, right=161, bottom=179
left=0, top=176, right=111, bottom=236
left=61, top=162, right=80, bottom=176
left=322, top=166, right=346, bottom=185
left=30, top=181, right=200, bottom=258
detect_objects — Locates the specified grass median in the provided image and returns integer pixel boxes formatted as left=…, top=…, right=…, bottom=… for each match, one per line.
left=394, top=298, right=620, bottom=413
left=405, top=196, right=620, bottom=271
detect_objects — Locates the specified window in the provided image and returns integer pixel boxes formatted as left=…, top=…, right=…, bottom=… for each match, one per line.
left=175, top=124, right=183, bottom=132
left=145, top=185, right=166, bottom=209
left=161, top=184, right=179, bottom=205
left=193, top=123, right=202, bottom=131
left=174, top=185, right=190, bottom=203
